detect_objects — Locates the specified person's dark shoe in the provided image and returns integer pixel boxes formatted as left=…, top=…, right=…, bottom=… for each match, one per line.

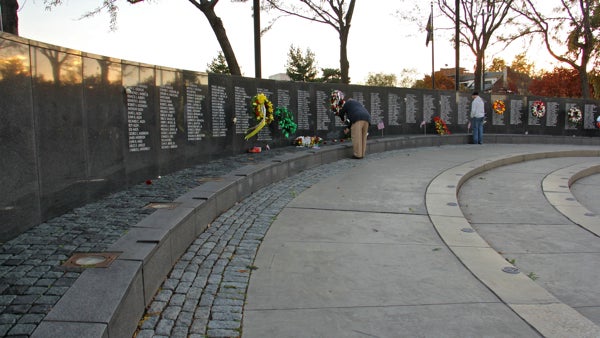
left=352, top=155, right=363, bottom=159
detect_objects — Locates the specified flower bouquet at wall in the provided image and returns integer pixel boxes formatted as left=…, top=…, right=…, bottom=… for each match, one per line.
left=294, top=136, right=323, bottom=148
left=433, top=116, right=451, bottom=135
left=567, top=106, right=583, bottom=125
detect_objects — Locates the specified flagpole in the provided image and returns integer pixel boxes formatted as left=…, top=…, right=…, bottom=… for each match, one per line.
left=430, top=2, right=435, bottom=90
left=455, top=0, right=459, bottom=91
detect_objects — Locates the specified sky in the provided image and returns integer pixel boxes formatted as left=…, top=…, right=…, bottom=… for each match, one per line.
left=15, top=0, right=556, bottom=84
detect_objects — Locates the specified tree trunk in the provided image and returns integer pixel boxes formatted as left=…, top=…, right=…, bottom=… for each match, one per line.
left=189, top=0, right=242, bottom=76
left=579, top=66, right=590, bottom=99
left=473, top=52, right=483, bottom=93
left=339, top=0, right=356, bottom=84
left=339, top=28, right=350, bottom=84
left=1, top=0, right=19, bottom=35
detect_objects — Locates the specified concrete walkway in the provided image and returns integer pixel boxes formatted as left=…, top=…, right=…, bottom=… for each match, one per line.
left=243, top=144, right=600, bottom=338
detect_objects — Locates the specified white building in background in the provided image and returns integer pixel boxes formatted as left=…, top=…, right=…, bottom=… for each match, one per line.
left=269, top=73, right=291, bottom=81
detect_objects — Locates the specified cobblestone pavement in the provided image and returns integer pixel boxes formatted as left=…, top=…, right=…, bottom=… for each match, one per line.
left=134, top=153, right=369, bottom=338
left=0, top=147, right=304, bottom=337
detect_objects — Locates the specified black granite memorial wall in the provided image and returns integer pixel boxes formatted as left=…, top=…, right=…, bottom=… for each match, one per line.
left=0, top=34, right=39, bottom=240
left=1, top=31, right=599, bottom=240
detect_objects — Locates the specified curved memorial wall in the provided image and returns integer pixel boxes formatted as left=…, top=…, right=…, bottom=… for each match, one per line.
left=1, top=31, right=599, bottom=240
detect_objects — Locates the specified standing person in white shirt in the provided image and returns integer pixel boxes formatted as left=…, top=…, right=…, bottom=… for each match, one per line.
left=470, top=92, right=485, bottom=144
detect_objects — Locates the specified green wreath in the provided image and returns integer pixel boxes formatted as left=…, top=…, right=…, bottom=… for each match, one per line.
left=274, top=107, right=297, bottom=138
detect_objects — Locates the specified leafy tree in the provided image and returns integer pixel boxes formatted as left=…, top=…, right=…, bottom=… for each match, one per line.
left=488, top=57, right=506, bottom=72
left=206, top=51, right=231, bottom=74
left=365, top=72, right=397, bottom=87
left=510, top=52, right=534, bottom=76
left=511, top=0, right=600, bottom=98
left=263, top=0, right=356, bottom=84
left=397, top=68, right=419, bottom=88
left=413, top=71, right=455, bottom=90
left=0, top=54, right=29, bottom=78
left=487, top=53, right=534, bottom=95
left=529, top=67, right=585, bottom=97
left=285, top=45, right=318, bottom=82
left=1, top=0, right=19, bottom=35
left=318, top=67, right=342, bottom=83
left=43, top=0, right=243, bottom=76
left=590, top=69, right=600, bottom=99
left=437, top=0, right=518, bottom=92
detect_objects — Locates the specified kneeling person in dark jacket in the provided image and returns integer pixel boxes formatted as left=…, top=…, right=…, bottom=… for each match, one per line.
left=339, top=98, right=371, bottom=159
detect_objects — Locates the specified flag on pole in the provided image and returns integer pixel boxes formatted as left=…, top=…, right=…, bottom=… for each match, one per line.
left=425, top=10, right=433, bottom=46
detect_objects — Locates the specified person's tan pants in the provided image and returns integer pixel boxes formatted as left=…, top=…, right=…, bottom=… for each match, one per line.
left=351, top=120, right=369, bottom=158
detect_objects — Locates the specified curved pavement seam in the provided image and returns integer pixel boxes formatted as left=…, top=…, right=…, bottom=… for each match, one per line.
left=426, top=150, right=600, bottom=338
left=542, top=163, right=600, bottom=237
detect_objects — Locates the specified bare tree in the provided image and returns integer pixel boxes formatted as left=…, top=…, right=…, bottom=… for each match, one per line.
left=511, top=0, right=599, bottom=98
left=185, top=0, right=242, bottom=75
left=262, top=0, right=356, bottom=84
left=43, top=0, right=243, bottom=76
left=437, top=0, right=517, bottom=92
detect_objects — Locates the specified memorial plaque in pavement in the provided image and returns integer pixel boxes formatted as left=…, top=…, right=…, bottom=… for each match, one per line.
left=123, top=63, right=159, bottom=181
left=31, top=46, right=88, bottom=219
left=82, top=55, right=126, bottom=198
left=0, top=37, right=40, bottom=240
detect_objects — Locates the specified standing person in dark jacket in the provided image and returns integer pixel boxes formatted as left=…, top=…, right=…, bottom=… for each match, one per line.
left=336, top=93, right=371, bottom=159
